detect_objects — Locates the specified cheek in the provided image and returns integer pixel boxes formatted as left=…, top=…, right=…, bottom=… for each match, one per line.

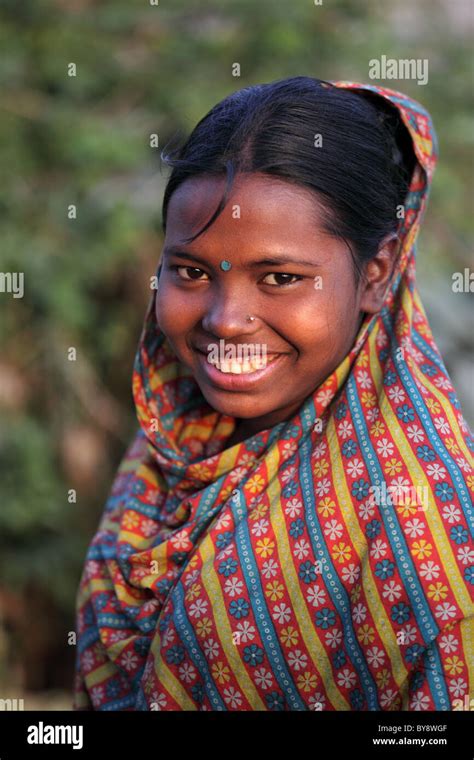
left=154, top=284, right=198, bottom=340
left=296, top=284, right=359, bottom=357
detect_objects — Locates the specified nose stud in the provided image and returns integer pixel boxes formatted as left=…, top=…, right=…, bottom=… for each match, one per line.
left=246, top=315, right=256, bottom=322
left=220, top=260, right=232, bottom=271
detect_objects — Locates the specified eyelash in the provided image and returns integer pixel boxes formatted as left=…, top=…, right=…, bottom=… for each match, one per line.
left=168, top=265, right=303, bottom=288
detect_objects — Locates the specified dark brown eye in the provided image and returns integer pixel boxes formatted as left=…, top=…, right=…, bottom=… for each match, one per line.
left=262, top=273, right=302, bottom=286
left=174, top=266, right=209, bottom=281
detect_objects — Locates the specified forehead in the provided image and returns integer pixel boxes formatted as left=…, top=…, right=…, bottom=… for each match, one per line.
left=165, top=172, right=331, bottom=248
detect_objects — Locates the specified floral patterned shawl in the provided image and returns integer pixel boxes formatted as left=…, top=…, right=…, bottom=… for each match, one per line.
left=74, top=82, right=474, bottom=711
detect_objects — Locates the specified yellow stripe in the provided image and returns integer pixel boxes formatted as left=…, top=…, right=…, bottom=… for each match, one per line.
left=327, top=412, right=408, bottom=691
left=148, top=629, right=197, bottom=709
left=411, top=361, right=473, bottom=464
left=412, top=290, right=472, bottom=462
left=198, top=534, right=266, bottom=709
left=266, top=452, right=350, bottom=709
left=85, top=663, right=116, bottom=689
left=371, top=350, right=472, bottom=615
left=460, top=616, right=474, bottom=700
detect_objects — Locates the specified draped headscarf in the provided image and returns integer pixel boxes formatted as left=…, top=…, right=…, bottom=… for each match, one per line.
left=74, top=82, right=474, bottom=711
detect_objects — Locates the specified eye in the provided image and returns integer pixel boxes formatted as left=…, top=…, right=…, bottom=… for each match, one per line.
left=172, top=265, right=210, bottom=282
left=261, top=272, right=303, bottom=287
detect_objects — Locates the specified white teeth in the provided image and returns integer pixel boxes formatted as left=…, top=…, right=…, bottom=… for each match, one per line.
left=209, top=356, right=271, bottom=374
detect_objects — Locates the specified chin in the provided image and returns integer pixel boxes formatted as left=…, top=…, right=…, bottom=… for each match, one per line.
left=198, top=387, right=269, bottom=419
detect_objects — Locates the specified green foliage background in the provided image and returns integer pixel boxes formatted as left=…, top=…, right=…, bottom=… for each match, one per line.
left=0, top=0, right=472, bottom=695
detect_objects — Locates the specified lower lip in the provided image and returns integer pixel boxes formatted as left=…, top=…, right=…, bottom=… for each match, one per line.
left=195, top=351, right=286, bottom=391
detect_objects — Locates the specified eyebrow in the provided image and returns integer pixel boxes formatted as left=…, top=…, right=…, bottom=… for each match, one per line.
left=162, top=246, right=320, bottom=268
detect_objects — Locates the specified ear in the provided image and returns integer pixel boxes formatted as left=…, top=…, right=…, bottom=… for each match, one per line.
left=358, top=235, right=400, bottom=314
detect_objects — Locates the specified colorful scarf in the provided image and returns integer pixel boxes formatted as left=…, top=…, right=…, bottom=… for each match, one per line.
left=74, top=82, right=474, bottom=711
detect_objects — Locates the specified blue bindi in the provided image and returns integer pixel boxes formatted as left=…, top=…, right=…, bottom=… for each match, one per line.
left=220, top=259, right=232, bottom=271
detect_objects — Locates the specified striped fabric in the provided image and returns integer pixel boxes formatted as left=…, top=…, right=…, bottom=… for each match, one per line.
left=73, top=83, right=474, bottom=711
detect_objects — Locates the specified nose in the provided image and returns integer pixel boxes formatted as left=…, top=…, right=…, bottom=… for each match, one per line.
left=201, top=288, right=259, bottom=338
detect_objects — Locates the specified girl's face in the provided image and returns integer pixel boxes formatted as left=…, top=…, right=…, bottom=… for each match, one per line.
left=156, top=172, right=394, bottom=435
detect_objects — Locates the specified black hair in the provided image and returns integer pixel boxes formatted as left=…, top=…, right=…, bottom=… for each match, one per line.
left=160, top=76, right=416, bottom=282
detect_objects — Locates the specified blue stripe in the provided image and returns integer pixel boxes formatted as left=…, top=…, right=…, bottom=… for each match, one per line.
left=423, top=641, right=452, bottom=710
left=172, top=582, right=226, bottom=710
left=231, top=489, right=307, bottom=709
left=346, top=374, right=439, bottom=643
left=299, top=424, right=380, bottom=710
left=385, top=316, right=474, bottom=533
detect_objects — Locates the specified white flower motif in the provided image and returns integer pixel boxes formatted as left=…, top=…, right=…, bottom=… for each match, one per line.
left=376, top=438, right=394, bottom=458
left=426, top=463, right=447, bottom=481
left=285, top=498, right=302, bottom=518
left=388, top=386, right=406, bottom=403
left=370, top=539, right=388, bottom=559
left=120, top=651, right=139, bottom=672
left=315, top=478, right=331, bottom=497
left=261, top=559, right=279, bottom=579
left=188, top=599, right=208, bottom=618
left=358, top=500, right=376, bottom=520
left=178, top=662, right=196, bottom=683
left=235, top=621, right=256, bottom=643
left=309, top=693, right=326, bottom=711
left=214, top=512, right=232, bottom=530
left=366, top=408, right=380, bottom=422
left=439, top=634, right=459, bottom=654
left=346, top=458, right=364, bottom=478
left=389, top=477, right=411, bottom=498
left=410, top=691, right=430, bottom=710
left=433, top=376, right=451, bottom=390
left=251, top=519, right=269, bottom=537
left=325, top=629, right=343, bottom=649
left=224, top=577, right=244, bottom=597
left=337, top=421, right=353, bottom=439
left=312, top=442, right=328, bottom=458
left=281, top=466, right=297, bottom=484
left=170, top=529, right=192, bottom=550
left=293, top=539, right=310, bottom=560
left=337, top=668, right=357, bottom=689
left=90, top=686, right=104, bottom=708
left=398, top=624, right=417, bottom=645
left=203, top=638, right=219, bottom=660
left=433, top=417, right=450, bottom=435
left=141, top=520, right=159, bottom=538
left=357, top=371, right=372, bottom=390
left=223, top=686, right=243, bottom=708
left=435, top=602, right=457, bottom=621
left=288, top=649, right=308, bottom=671
left=382, top=581, right=402, bottom=602
left=455, top=457, right=470, bottom=472
left=352, top=604, right=367, bottom=624
left=272, top=603, right=291, bottom=624
left=317, top=389, right=333, bottom=407
left=406, top=425, right=425, bottom=443
left=150, top=692, right=167, bottom=710
left=380, top=689, right=397, bottom=708
left=324, top=519, right=343, bottom=541
left=404, top=518, right=425, bottom=538
left=457, top=546, right=474, bottom=565
left=366, top=647, right=385, bottom=668
left=341, top=564, right=360, bottom=584
left=307, top=584, right=326, bottom=607
left=419, top=561, right=440, bottom=581
left=449, top=678, right=467, bottom=698
left=254, top=667, right=273, bottom=690
left=442, top=504, right=461, bottom=523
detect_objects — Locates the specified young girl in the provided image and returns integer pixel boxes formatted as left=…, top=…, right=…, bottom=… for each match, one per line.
left=74, top=77, right=473, bottom=711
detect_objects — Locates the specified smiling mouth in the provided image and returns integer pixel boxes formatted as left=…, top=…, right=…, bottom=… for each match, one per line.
left=194, top=349, right=286, bottom=390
